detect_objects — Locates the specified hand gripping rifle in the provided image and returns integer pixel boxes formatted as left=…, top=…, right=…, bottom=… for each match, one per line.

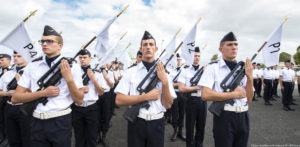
left=208, top=42, right=267, bottom=117
left=123, top=42, right=183, bottom=123
left=20, top=37, right=96, bottom=116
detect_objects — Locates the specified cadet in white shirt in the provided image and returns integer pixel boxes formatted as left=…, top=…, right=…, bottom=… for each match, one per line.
left=262, top=67, right=274, bottom=105
left=272, top=65, right=280, bottom=98
left=252, top=62, right=258, bottom=101
left=115, top=31, right=176, bottom=147
left=290, top=63, right=296, bottom=104
left=178, top=47, right=206, bottom=147
left=0, top=54, right=11, bottom=146
left=72, top=49, right=105, bottom=147
left=198, top=32, right=253, bottom=147
left=256, top=63, right=263, bottom=97
left=0, top=52, right=30, bottom=147
left=11, top=25, right=84, bottom=147
left=297, top=70, right=300, bottom=96
left=280, top=60, right=296, bottom=111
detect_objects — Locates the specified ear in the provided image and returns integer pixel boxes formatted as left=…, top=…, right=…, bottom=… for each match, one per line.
left=155, top=46, right=158, bottom=52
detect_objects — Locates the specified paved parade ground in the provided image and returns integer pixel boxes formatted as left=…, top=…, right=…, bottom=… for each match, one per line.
left=98, top=90, right=300, bottom=147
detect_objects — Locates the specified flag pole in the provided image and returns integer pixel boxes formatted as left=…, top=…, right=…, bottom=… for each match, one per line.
left=23, top=10, right=37, bottom=22
left=282, top=14, right=291, bottom=24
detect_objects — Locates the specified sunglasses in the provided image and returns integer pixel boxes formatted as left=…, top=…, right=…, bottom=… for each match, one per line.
left=38, top=39, right=58, bottom=45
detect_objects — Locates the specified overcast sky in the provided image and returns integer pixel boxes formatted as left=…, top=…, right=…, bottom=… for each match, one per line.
left=0, top=0, right=299, bottom=65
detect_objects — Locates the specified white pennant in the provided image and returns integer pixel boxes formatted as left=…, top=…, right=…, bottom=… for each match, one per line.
left=95, top=16, right=117, bottom=59
left=180, top=23, right=197, bottom=65
left=262, top=23, right=283, bottom=67
left=0, top=22, right=39, bottom=62
left=160, top=34, right=176, bottom=70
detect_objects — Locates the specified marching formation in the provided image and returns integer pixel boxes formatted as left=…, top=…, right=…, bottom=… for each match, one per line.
left=0, top=8, right=298, bottom=147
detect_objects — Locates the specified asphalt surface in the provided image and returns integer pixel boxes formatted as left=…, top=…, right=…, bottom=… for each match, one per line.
left=99, top=90, right=300, bottom=147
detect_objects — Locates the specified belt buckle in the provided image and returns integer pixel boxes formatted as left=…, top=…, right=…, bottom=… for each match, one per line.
left=146, top=114, right=151, bottom=121
left=40, top=113, right=45, bottom=119
left=236, top=106, right=242, bottom=113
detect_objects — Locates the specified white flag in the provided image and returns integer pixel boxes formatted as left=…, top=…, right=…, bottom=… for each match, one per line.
left=98, top=39, right=122, bottom=67
left=95, top=16, right=117, bottom=59
left=181, top=23, right=197, bottom=65
left=160, top=35, right=176, bottom=70
left=118, top=48, right=131, bottom=69
left=262, top=23, right=282, bottom=67
left=0, top=22, right=38, bottom=62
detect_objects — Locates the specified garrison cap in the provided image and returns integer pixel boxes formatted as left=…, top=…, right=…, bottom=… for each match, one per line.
left=194, top=47, right=200, bottom=53
left=43, top=25, right=61, bottom=36
left=142, top=31, right=155, bottom=40
left=0, top=54, right=11, bottom=59
left=176, top=53, right=180, bottom=58
left=252, top=62, right=256, bottom=65
left=285, top=60, right=291, bottom=63
left=257, top=63, right=261, bottom=66
left=137, top=51, right=142, bottom=56
left=79, top=49, right=91, bottom=56
left=220, top=32, right=237, bottom=43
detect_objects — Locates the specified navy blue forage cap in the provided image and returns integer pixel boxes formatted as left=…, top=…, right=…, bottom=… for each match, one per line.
left=0, top=54, right=11, bottom=59
left=176, top=53, right=180, bottom=57
left=142, top=31, right=155, bottom=40
left=43, top=25, right=61, bottom=36
left=194, top=47, right=200, bottom=53
left=285, top=60, right=291, bottom=63
left=220, top=32, right=237, bottom=43
left=79, top=49, right=91, bottom=56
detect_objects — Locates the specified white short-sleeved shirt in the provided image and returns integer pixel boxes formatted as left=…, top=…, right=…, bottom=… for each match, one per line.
left=114, top=62, right=177, bottom=115
left=0, top=68, right=24, bottom=92
left=178, top=65, right=201, bottom=95
left=273, top=69, right=280, bottom=79
left=81, top=68, right=103, bottom=102
left=296, top=71, right=300, bottom=76
left=253, top=68, right=258, bottom=79
left=18, top=55, right=83, bottom=113
left=279, top=67, right=294, bottom=82
left=257, top=69, right=263, bottom=78
left=262, top=68, right=273, bottom=80
left=198, top=58, right=247, bottom=107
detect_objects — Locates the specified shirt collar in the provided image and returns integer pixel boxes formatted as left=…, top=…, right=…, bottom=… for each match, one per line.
left=40, top=54, right=63, bottom=66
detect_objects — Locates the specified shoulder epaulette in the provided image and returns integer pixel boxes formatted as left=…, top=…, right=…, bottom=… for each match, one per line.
left=209, top=60, right=219, bottom=65
left=128, top=63, right=137, bottom=69
left=184, top=65, right=190, bottom=68
left=32, top=56, right=43, bottom=62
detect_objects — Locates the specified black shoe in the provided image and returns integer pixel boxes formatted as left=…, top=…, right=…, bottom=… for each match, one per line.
left=102, top=133, right=109, bottom=147
left=287, top=106, right=295, bottom=111
left=270, top=98, right=276, bottom=101
left=97, top=132, right=102, bottom=144
left=253, top=98, right=258, bottom=101
left=268, top=102, right=273, bottom=105
left=291, top=102, right=298, bottom=105
left=283, top=106, right=289, bottom=111
left=275, top=95, right=280, bottom=98
left=258, top=95, right=262, bottom=97
left=177, top=129, right=186, bottom=141
left=170, top=128, right=178, bottom=141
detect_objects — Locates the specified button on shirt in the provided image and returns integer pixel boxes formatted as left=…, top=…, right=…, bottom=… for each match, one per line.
left=280, top=67, right=294, bottom=82
left=198, top=58, right=247, bottom=107
left=262, top=68, right=274, bottom=80
left=18, top=55, right=83, bottom=113
left=114, top=62, right=177, bottom=115
left=81, top=69, right=104, bottom=102
left=177, top=66, right=201, bottom=95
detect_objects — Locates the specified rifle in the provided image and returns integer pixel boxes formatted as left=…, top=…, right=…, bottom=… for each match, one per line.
left=190, top=66, right=204, bottom=86
left=123, top=42, right=183, bottom=123
left=82, top=64, right=100, bottom=86
left=208, top=42, right=267, bottom=117
left=20, top=37, right=97, bottom=116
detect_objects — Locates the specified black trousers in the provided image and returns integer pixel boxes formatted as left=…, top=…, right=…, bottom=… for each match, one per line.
left=171, top=92, right=186, bottom=129
left=0, top=99, right=6, bottom=142
left=4, top=104, right=30, bottom=147
left=186, top=96, right=207, bottom=147
left=257, top=78, right=262, bottom=96
left=282, top=82, right=293, bottom=106
left=98, top=92, right=112, bottom=133
left=127, top=117, right=164, bottom=147
left=253, top=79, right=258, bottom=93
left=298, top=84, right=300, bottom=94
left=213, top=111, right=249, bottom=147
left=72, top=103, right=98, bottom=147
left=30, top=113, right=72, bottom=147
left=263, top=79, right=272, bottom=103
left=272, top=79, right=279, bottom=96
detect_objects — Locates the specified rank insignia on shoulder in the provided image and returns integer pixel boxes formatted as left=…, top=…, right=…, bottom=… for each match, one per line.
left=184, top=65, right=190, bottom=68
left=32, top=56, right=43, bottom=62
left=209, top=60, right=219, bottom=64
left=128, top=63, right=137, bottom=69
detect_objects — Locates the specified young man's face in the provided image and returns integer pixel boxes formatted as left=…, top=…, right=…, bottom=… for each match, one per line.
left=78, top=54, right=91, bottom=67
left=219, top=41, right=238, bottom=60
left=285, top=62, right=291, bottom=68
left=140, top=39, right=158, bottom=60
left=40, top=35, right=62, bottom=57
left=0, top=58, right=11, bottom=67
left=13, top=54, right=26, bottom=66
left=193, top=52, right=200, bottom=65
left=177, top=57, right=181, bottom=67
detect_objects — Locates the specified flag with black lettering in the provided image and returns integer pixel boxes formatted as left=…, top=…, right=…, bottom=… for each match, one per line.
left=95, top=16, right=117, bottom=59
left=262, top=23, right=282, bottom=67
left=0, top=22, right=38, bottom=62
left=181, top=23, right=197, bottom=65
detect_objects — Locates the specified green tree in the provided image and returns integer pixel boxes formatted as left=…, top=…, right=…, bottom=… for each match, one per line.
left=293, top=45, right=300, bottom=65
left=211, top=54, right=218, bottom=62
left=279, top=52, right=291, bottom=62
